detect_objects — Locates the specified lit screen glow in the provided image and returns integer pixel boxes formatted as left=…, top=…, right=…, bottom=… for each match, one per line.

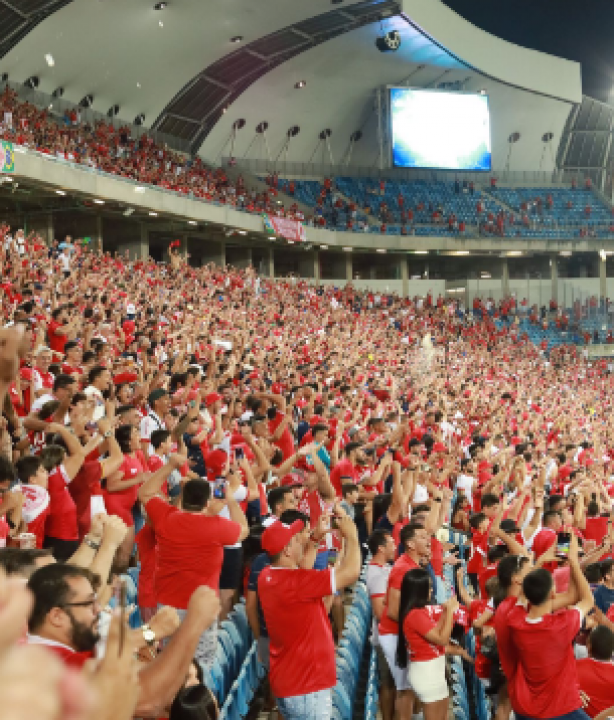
left=390, top=87, right=491, bottom=171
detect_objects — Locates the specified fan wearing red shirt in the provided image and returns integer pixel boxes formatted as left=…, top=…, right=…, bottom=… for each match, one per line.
left=258, top=514, right=360, bottom=717
left=500, top=534, right=594, bottom=720
left=43, top=422, right=95, bottom=561
left=330, top=442, right=362, bottom=498
left=467, top=512, right=490, bottom=594
left=576, top=626, right=614, bottom=718
left=138, top=464, right=248, bottom=670
left=531, top=510, right=563, bottom=574
left=103, top=424, right=149, bottom=570
left=265, top=398, right=295, bottom=462
left=398, top=568, right=458, bottom=712
left=47, top=306, right=77, bottom=357
left=378, top=523, right=431, bottom=720
left=68, top=420, right=123, bottom=541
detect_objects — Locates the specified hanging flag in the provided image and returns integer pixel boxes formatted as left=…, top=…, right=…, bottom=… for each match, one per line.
left=0, top=141, right=14, bottom=173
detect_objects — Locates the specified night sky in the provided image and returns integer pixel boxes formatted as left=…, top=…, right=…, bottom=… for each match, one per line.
left=443, top=0, right=614, bottom=103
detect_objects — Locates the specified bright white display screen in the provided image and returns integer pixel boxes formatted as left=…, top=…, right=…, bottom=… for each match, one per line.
left=390, top=88, right=491, bottom=171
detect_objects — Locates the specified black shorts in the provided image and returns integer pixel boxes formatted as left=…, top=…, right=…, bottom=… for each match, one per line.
left=43, top=536, right=80, bottom=562
left=219, top=547, right=244, bottom=591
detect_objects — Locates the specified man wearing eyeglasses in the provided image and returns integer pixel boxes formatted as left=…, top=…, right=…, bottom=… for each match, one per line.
left=26, top=563, right=102, bottom=668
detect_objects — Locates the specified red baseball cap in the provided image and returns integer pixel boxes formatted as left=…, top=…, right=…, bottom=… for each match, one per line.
left=204, top=448, right=227, bottom=480
left=280, top=473, right=304, bottom=488
left=261, top=520, right=304, bottom=555
left=205, top=392, right=222, bottom=407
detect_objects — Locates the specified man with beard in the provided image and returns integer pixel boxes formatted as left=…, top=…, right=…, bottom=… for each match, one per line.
left=26, top=564, right=102, bottom=668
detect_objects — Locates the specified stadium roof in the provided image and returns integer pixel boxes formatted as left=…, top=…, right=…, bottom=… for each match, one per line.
left=0, top=0, right=581, bottom=169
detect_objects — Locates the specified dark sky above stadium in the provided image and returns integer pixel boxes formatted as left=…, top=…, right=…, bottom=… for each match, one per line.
left=443, top=0, right=614, bottom=103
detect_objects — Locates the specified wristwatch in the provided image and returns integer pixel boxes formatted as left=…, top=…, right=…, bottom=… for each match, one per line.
left=142, top=624, right=156, bottom=646
left=103, top=430, right=113, bottom=439
left=83, top=535, right=101, bottom=550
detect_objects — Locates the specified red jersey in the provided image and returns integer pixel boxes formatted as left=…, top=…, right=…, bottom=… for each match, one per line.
left=505, top=606, right=583, bottom=718
left=258, top=566, right=336, bottom=699
left=576, top=657, right=614, bottom=718
left=378, top=554, right=419, bottom=636
left=103, top=452, right=146, bottom=526
left=45, top=465, right=78, bottom=541
left=403, top=605, right=445, bottom=662
left=145, top=497, right=241, bottom=608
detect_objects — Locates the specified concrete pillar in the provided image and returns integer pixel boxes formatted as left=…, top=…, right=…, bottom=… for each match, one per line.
left=314, top=250, right=320, bottom=286
left=95, top=215, right=103, bottom=254
left=551, top=256, right=558, bottom=304
left=600, top=254, right=607, bottom=305
left=424, top=262, right=429, bottom=280
left=182, top=233, right=189, bottom=261
left=220, top=239, right=226, bottom=268
left=401, top=256, right=409, bottom=297
left=345, top=252, right=352, bottom=282
left=266, top=247, right=274, bottom=278
left=502, top=258, right=510, bottom=297
left=139, top=224, right=149, bottom=260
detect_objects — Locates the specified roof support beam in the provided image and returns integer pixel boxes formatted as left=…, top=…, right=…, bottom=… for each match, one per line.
left=1, top=1, right=27, bottom=18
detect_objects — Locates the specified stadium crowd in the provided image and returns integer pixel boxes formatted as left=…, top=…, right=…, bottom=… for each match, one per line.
left=3, top=219, right=614, bottom=720
left=0, top=86, right=308, bottom=223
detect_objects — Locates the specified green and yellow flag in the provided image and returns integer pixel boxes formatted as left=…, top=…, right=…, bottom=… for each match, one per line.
left=0, top=141, right=15, bottom=173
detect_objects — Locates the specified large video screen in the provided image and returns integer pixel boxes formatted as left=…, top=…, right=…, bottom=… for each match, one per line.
left=390, top=87, right=491, bottom=171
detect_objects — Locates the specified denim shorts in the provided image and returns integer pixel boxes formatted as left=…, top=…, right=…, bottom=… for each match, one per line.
left=276, top=689, right=332, bottom=720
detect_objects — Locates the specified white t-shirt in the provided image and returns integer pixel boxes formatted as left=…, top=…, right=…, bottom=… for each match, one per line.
left=456, top=474, right=476, bottom=504
left=217, top=485, right=248, bottom=549
left=365, top=561, right=391, bottom=646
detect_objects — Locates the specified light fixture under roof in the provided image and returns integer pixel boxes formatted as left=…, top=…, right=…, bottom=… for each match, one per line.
left=134, top=186, right=146, bottom=193
left=154, top=2, right=167, bottom=9
left=294, top=80, right=306, bottom=89
left=237, top=230, right=247, bottom=235
left=188, top=220, right=197, bottom=225
left=93, top=199, right=104, bottom=205
left=506, top=251, right=522, bottom=257
left=230, top=36, right=243, bottom=43
left=453, top=251, right=470, bottom=256
left=414, top=250, right=428, bottom=254
left=343, top=246, right=352, bottom=252
left=376, top=248, right=387, bottom=253
left=149, top=211, right=158, bottom=216
left=55, top=189, right=66, bottom=195
left=560, top=250, right=572, bottom=257
left=320, top=244, right=328, bottom=249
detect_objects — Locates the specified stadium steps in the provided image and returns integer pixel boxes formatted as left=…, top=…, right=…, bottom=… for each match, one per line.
left=332, top=187, right=381, bottom=227
left=225, top=162, right=314, bottom=217
left=479, top=187, right=516, bottom=215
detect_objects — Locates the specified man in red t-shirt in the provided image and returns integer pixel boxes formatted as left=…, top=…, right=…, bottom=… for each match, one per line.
left=330, top=441, right=362, bottom=498
left=258, top=514, right=360, bottom=716
left=501, top=533, right=594, bottom=720
left=576, top=626, right=614, bottom=718
left=378, top=523, right=431, bottom=720
left=138, top=465, right=248, bottom=669
left=47, top=306, right=78, bottom=357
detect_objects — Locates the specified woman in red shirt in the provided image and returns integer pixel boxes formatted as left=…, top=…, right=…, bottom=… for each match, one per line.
left=397, top=569, right=458, bottom=719
left=103, top=424, right=147, bottom=569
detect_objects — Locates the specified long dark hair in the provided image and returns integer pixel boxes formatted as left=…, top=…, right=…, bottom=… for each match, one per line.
left=170, top=685, right=218, bottom=720
left=396, top=567, right=431, bottom=668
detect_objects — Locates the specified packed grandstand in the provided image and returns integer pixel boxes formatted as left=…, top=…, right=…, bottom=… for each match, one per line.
left=3, top=2, right=614, bottom=720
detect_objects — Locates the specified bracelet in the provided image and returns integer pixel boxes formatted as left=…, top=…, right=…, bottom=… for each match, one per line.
left=84, top=536, right=101, bottom=551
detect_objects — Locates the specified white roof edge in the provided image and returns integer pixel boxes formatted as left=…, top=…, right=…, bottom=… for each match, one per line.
left=401, top=0, right=582, bottom=105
